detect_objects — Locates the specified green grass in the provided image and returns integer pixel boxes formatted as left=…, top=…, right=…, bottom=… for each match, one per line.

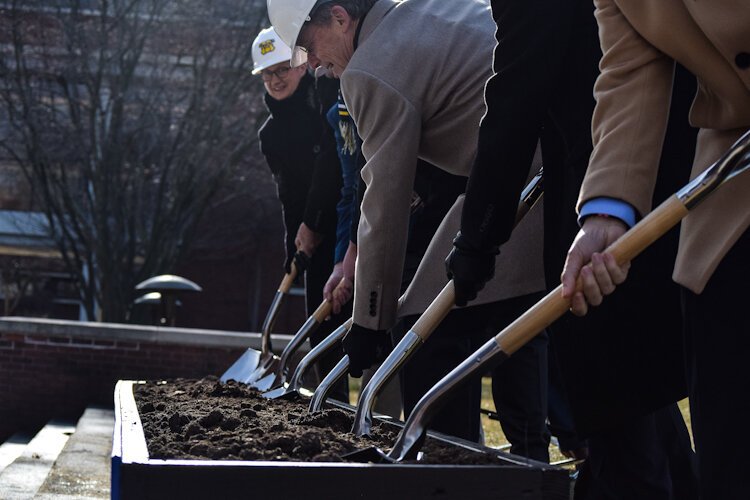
left=350, top=375, right=694, bottom=465
left=678, top=397, right=693, bottom=447
left=478, top=377, right=571, bottom=463
left=348, top=376, right=361, bottom=405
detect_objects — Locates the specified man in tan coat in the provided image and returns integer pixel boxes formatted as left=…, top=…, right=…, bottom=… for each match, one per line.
left=560, top=1, right=750, bottom=497
left=268, top=0, right=548, bottom=452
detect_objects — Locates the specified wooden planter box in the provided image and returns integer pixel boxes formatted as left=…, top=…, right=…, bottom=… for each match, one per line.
left=112, top=380, right=571, bottom=500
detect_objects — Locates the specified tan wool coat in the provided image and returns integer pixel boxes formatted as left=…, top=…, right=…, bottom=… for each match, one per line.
left=581, top=0, right=750, bottom=293
left=341, top=0, right=545, bottom=330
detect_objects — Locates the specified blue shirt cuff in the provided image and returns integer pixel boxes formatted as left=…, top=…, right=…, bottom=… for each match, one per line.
left=578, top=198, right=636, bottom=228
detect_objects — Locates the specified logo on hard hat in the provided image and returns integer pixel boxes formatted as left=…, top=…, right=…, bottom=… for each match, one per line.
left=259, top=39, right=276, bottom=55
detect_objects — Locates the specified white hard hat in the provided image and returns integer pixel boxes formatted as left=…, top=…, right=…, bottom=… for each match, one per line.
left=267, top=0, right=329, bottom=67
left=251, top=27, right=292, bottom=75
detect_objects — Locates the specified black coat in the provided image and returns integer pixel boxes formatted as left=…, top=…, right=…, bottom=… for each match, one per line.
left=258, top=73, right=342, bottom=267
left=459, top=0, right=696, bottom=436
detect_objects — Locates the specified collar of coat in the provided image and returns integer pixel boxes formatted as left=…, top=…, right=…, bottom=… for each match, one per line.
left=355, top=0, right=399, bottom=51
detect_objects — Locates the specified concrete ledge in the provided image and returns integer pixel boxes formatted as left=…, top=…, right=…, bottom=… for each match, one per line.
left=0, top=433, right=32, bottom=474
left=0, top=419, right=76, bottom=499
left=36, top=407, right=114, bottom=500
left=0, top=316, right=302, bottom=351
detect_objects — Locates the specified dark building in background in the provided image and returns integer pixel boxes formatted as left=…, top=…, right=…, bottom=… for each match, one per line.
left=0, top=0, right=307, bottom=333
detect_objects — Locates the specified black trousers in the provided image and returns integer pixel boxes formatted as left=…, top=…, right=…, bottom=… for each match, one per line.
left=399, top=293, right=550, bottom=462
left=547, top=339, right=587, bottom=454
left=575, top=403, right=698, bottom=500
left=304, top=234, right=350, bottom=403
left=682, top=228, right=750, bottom=500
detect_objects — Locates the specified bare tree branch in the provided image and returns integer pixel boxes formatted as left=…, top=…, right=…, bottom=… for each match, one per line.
left=0, top=0, right=271, bottom=321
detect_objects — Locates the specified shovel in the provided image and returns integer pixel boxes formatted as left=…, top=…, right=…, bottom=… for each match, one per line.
left=262, top=318, right=354, bottom=400
left=305, top=167, right=544, bottom=415
left=252, top=278, right=354, bottom=392
left=220, top=261, right=298, bottom=384
left=345, top=128, right=750, bottom=463
left=249, top=296, right=335, bottom=392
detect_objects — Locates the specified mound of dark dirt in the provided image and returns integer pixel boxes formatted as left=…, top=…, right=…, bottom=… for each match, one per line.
left=134, top=376, right=509, bottom=465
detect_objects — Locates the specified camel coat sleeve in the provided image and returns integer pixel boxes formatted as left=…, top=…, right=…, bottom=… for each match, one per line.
left=578, top=0, right=675, bottom=218
left=342, top=68, right=421, bottom=331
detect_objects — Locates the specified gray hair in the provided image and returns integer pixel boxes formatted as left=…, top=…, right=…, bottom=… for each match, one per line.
left=308, top=0, right=378, bottom=25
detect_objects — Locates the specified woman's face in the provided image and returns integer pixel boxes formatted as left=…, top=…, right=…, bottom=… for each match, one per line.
left=262, top=61, right=306, bottom=101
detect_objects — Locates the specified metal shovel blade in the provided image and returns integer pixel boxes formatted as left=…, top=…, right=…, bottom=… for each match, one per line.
left=250, top=371, right=277, bottom=392
left=262, top=383, right=297, bottom=400
left=252, top=315, right=326, bottom=391
left=219, top=348, right=262, bottom=384
left=262, top=382, right=313, bottom=399
left=253, top=298, right=333, bottom=392
left=263, top=384, right=314, bottom=400
left=237, top=353, right=279, bottom=385
left=223, top=353, right=279, bottom=385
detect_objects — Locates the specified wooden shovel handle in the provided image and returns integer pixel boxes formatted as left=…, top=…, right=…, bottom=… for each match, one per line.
left=312, top=299, right=334, bottom=323
left=279, top=261, right=298, bottom=293
left=410, top=281, right=456, bottom=341
left=496, top=194, right=689, bottom=355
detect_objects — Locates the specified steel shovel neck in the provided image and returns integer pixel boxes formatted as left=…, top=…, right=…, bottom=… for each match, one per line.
left=388, top=340, right=502, bottom=462
left=678, top=129, right=750, bottom=208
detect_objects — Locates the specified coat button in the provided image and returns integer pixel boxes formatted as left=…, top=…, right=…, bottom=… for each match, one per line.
left=736, top=52, right=750, bottom=69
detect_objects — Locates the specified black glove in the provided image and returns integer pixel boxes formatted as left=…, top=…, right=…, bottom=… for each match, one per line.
left=284, top=250, right=310, bottom=275
left=342, top=323, right=391, bottom=378
left=445, top=231, right=499, bottom=307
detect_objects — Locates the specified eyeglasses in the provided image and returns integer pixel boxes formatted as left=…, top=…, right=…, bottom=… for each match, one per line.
left=260, top=66, right=291, bottom=81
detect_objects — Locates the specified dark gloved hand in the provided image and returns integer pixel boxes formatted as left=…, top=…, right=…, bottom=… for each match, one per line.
left=445, top=232, right=499, bottom=307
left=342, top=323, right=391, bottom=378
left=284, top=250, right=310, bottom=275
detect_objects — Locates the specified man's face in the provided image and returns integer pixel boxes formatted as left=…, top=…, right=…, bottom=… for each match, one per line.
left=261, top=61, right=306, bottom=101
left=298, top=6, right=356, bottom=79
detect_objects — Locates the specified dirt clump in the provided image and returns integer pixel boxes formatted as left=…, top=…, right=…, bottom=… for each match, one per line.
left=134, top=377, right=510, bottom=465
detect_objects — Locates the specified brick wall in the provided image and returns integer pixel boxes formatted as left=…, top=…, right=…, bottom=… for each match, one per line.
left=0, top=318, right=299, bottom=442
